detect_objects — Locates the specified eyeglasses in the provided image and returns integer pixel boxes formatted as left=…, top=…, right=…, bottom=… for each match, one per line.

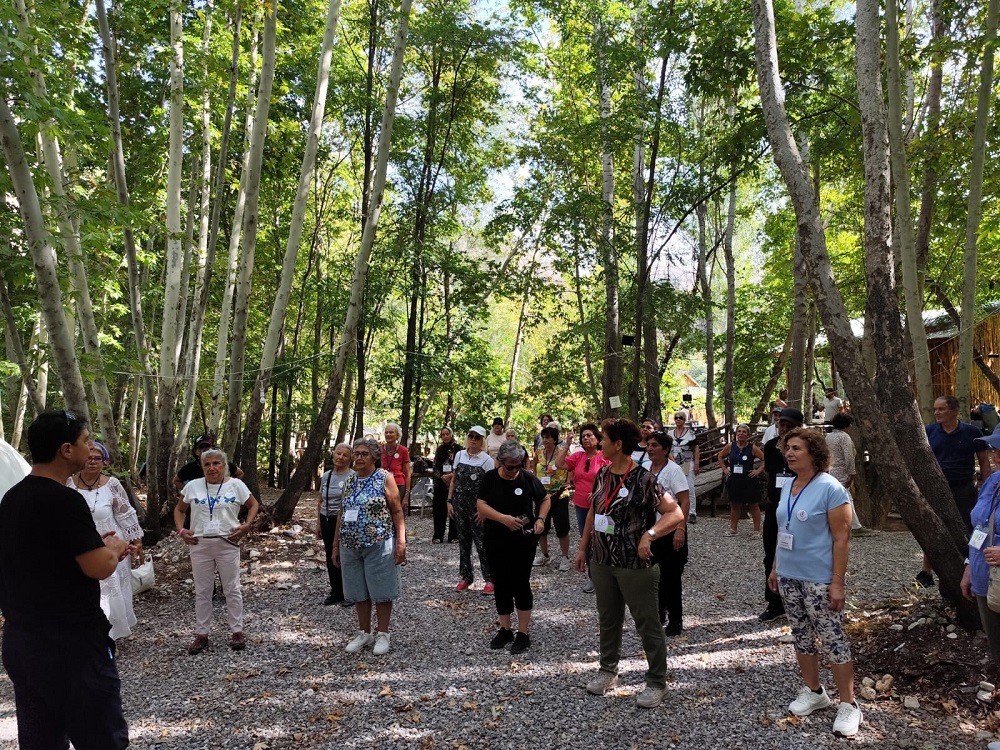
left=352, top=451, right=371, bottom=457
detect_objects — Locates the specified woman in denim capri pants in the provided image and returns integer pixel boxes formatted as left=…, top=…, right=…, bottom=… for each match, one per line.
left=333, top=437, right=407, bottom=657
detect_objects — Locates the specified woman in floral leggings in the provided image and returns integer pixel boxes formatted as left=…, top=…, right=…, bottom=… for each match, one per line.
left=767, top=428, right=861, bottom=738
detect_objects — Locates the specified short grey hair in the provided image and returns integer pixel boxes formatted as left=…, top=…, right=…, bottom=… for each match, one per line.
left=354, top=437, right=382, bottom=468
left=332, top=442, right=353, bottom=456
left=200, top=448, right=230, bottom=478
left=497, top=440, right=527, bottom=465
left=735, top=423, right=751, bottom=434
left=384, top=423, right=401, bottom=436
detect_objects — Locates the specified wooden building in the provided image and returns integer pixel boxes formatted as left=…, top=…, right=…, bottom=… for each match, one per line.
left=926, top=302, right=1000, bottom=403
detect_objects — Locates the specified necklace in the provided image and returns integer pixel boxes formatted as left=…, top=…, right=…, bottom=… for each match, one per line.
left=77, top=471, right=101, bottom=491
left=77, top=472, right=101, bottom=512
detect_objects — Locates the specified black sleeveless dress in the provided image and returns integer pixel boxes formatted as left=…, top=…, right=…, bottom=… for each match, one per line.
left=726, top=443, right=759, bottom=505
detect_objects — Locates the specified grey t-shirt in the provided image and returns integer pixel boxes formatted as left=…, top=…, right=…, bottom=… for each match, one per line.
left=320, top=469, right=354, bottom=516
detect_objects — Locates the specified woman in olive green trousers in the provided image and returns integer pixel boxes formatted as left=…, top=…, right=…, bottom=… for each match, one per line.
left=573, top=418, right=684, bottom=709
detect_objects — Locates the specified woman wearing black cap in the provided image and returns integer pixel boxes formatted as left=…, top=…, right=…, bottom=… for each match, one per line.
left=760, top=407, right=804, bottom=621
left=173, top=434, right=243, bottom=492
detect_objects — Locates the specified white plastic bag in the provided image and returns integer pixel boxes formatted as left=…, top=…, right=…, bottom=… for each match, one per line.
left=130, top=556, right=154, bottom=595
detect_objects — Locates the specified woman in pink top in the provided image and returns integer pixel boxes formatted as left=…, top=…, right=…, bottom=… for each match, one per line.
left=557, top=422, right=608, bottom=593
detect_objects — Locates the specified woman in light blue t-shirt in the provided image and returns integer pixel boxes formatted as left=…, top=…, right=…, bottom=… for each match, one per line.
left=767, top=428, right=860, bottom=738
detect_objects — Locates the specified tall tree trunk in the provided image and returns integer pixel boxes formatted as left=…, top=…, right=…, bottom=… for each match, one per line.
left=336, top=360, right=355, bottom=444
left=629, top=18, right=647, bottom=420
left=749, top=327, right=794, bottom=426
left=152, top=0, right=187, bottom=529
left=596, top=20, right=621, bottom=416
left=209, top=19, right=260, bottom=436
left=886, top=0, right=934, bottom=422
left=957, top=0, right=999, bottom=417
left=803, top=302, right=817, bottom=421
left=0, top=92, right=89, bottom=416
left=12, top=0, right=117, bottom=448
left=505, top=261, right=535, bottom=423
left=573, top=252, right=602, bottom=416
left=754, top=0, right=975, bottom=625
left=95, top=0, right=157, bottom=501
left=173, top=0, right=220, bottom=463
left=0, top=278, right=43, bottom=414
left=722, top=178, right=737, bottom=425
left=914, top=0, right=944, bottom=296
left=787, top=235, right=809, bottom=412
left=352, top=0, right=382, bottom=442
left=696, top=203, right=717, bottom=428
left=271, top=0, right=414, bottom=523
left=240, top=0, right=342, bottom=493
left=222, top=4, right=278, bottom=457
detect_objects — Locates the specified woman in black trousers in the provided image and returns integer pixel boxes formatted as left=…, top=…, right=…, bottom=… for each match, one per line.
left=317, top=444, right=354, bottom=605
left=477, top=441, right=550, bottom=655
left=643, top=432, right=691, bottom=635
left=432, top=427, right=460, bottom=542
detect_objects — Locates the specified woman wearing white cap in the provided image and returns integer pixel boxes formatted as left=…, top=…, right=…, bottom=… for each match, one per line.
left=448, top=426, right=496, bottom=593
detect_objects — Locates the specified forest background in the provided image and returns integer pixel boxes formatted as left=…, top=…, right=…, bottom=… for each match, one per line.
left=1, top=0, right=999, bottom=611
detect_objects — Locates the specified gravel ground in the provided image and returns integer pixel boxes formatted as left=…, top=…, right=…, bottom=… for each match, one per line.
left=0, top=503, right=992, bottom=749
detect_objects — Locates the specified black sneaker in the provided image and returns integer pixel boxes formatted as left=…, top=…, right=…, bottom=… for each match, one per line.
left=758, top=607, right=786, bottom=622
left=489, top=627, right=515, bottom=650
left=323, top=593, right=343, bottom=606
left=915, top=570, right=935, bottom=588
left=664, top=621, right=683, bottom=636
left=510, top=632, right=531, bottom=655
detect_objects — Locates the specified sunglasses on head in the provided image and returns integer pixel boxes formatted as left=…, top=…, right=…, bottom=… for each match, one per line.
left=64, top=410, right=79, bottom=424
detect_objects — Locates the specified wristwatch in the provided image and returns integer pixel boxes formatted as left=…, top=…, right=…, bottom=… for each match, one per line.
left=646, top=529, right=656, bottom=539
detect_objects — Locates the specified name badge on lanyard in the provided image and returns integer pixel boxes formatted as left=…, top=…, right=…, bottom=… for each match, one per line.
left=775, top=472, right=793, bottom=489
left=443, top=463, right=452, bottom=472
left=202, top=519, right=222, bottom=536
left=594, top=514, right=615, bottom=534
left=344, top=508, right=360, bottom=522
left=777, top=530, right=794, bottom=550
left=540, top=476, right=551, bottom=486
left=971, top=528, right=988, bottom=550
left=733, top=465, right=744, bottom=475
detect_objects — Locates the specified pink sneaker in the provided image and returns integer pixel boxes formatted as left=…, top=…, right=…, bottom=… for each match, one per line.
left=482, top=582, right=495, bottom=595
left=455, top=579, right=471, bottom=591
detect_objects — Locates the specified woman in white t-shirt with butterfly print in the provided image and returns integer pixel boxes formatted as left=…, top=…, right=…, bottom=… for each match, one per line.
left=174, top=448, right=259, bottom=656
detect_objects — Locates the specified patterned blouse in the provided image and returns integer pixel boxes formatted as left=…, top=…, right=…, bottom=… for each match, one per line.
left=339, top=469, right=394, bottom=549
left=589, top=463, right=660, bottom=569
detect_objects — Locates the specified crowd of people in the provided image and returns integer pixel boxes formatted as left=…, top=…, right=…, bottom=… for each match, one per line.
left=2, top=393, right=1000, bottom=747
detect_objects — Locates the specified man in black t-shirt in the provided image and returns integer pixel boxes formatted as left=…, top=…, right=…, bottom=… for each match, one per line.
left=0, top=409, right=131, bottom=749
left=173, top=433, right=242, bottom=491
left=759, top=406, right=804, bottom=622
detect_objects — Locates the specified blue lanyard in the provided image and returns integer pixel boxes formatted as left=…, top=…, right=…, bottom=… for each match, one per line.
left=784, top=473, right=817, bottom=531
left=349, top=472, right=379, bottom=507
left=205, top=480, right=224, bottom=518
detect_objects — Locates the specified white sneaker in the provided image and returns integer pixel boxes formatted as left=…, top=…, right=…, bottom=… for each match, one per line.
left=832, top=700, right=862, bottom=737
left=373, top=631, right=391, bottom=656
left=345, top=631, right=374, bottom=654
left=558, top=555, right=571, bottom=572
left=533, top=552, right=550, bottom=567
left=789, top=685, right=832, bottom=716
left=582, top=578, right=595, bottom=593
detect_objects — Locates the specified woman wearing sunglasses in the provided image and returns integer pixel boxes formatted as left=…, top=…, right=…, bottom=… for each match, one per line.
left=557, top=422, right=608, bottom=592
left=448, top=426, right=496, bottom=593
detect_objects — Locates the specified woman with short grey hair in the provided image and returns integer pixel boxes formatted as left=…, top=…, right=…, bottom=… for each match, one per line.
left=381, top=424, right=411, bottom=512
left=477, top=440, right=549, bottom=654
left=333, top=437, right=405, bottom=656
left=317, top=443, right=354, bottom=605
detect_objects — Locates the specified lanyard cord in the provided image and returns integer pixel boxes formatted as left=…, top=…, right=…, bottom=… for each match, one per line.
left=784, top=473, right=817, bottom=530
left=205, top=479, right=224, bottom=518
left=603, top=461, right=635, bottom=513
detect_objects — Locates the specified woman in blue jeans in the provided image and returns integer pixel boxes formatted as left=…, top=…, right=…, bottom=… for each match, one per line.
left=558, top=422, right=608, bottom=593
left=333, top=437, right=406, bottom=657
